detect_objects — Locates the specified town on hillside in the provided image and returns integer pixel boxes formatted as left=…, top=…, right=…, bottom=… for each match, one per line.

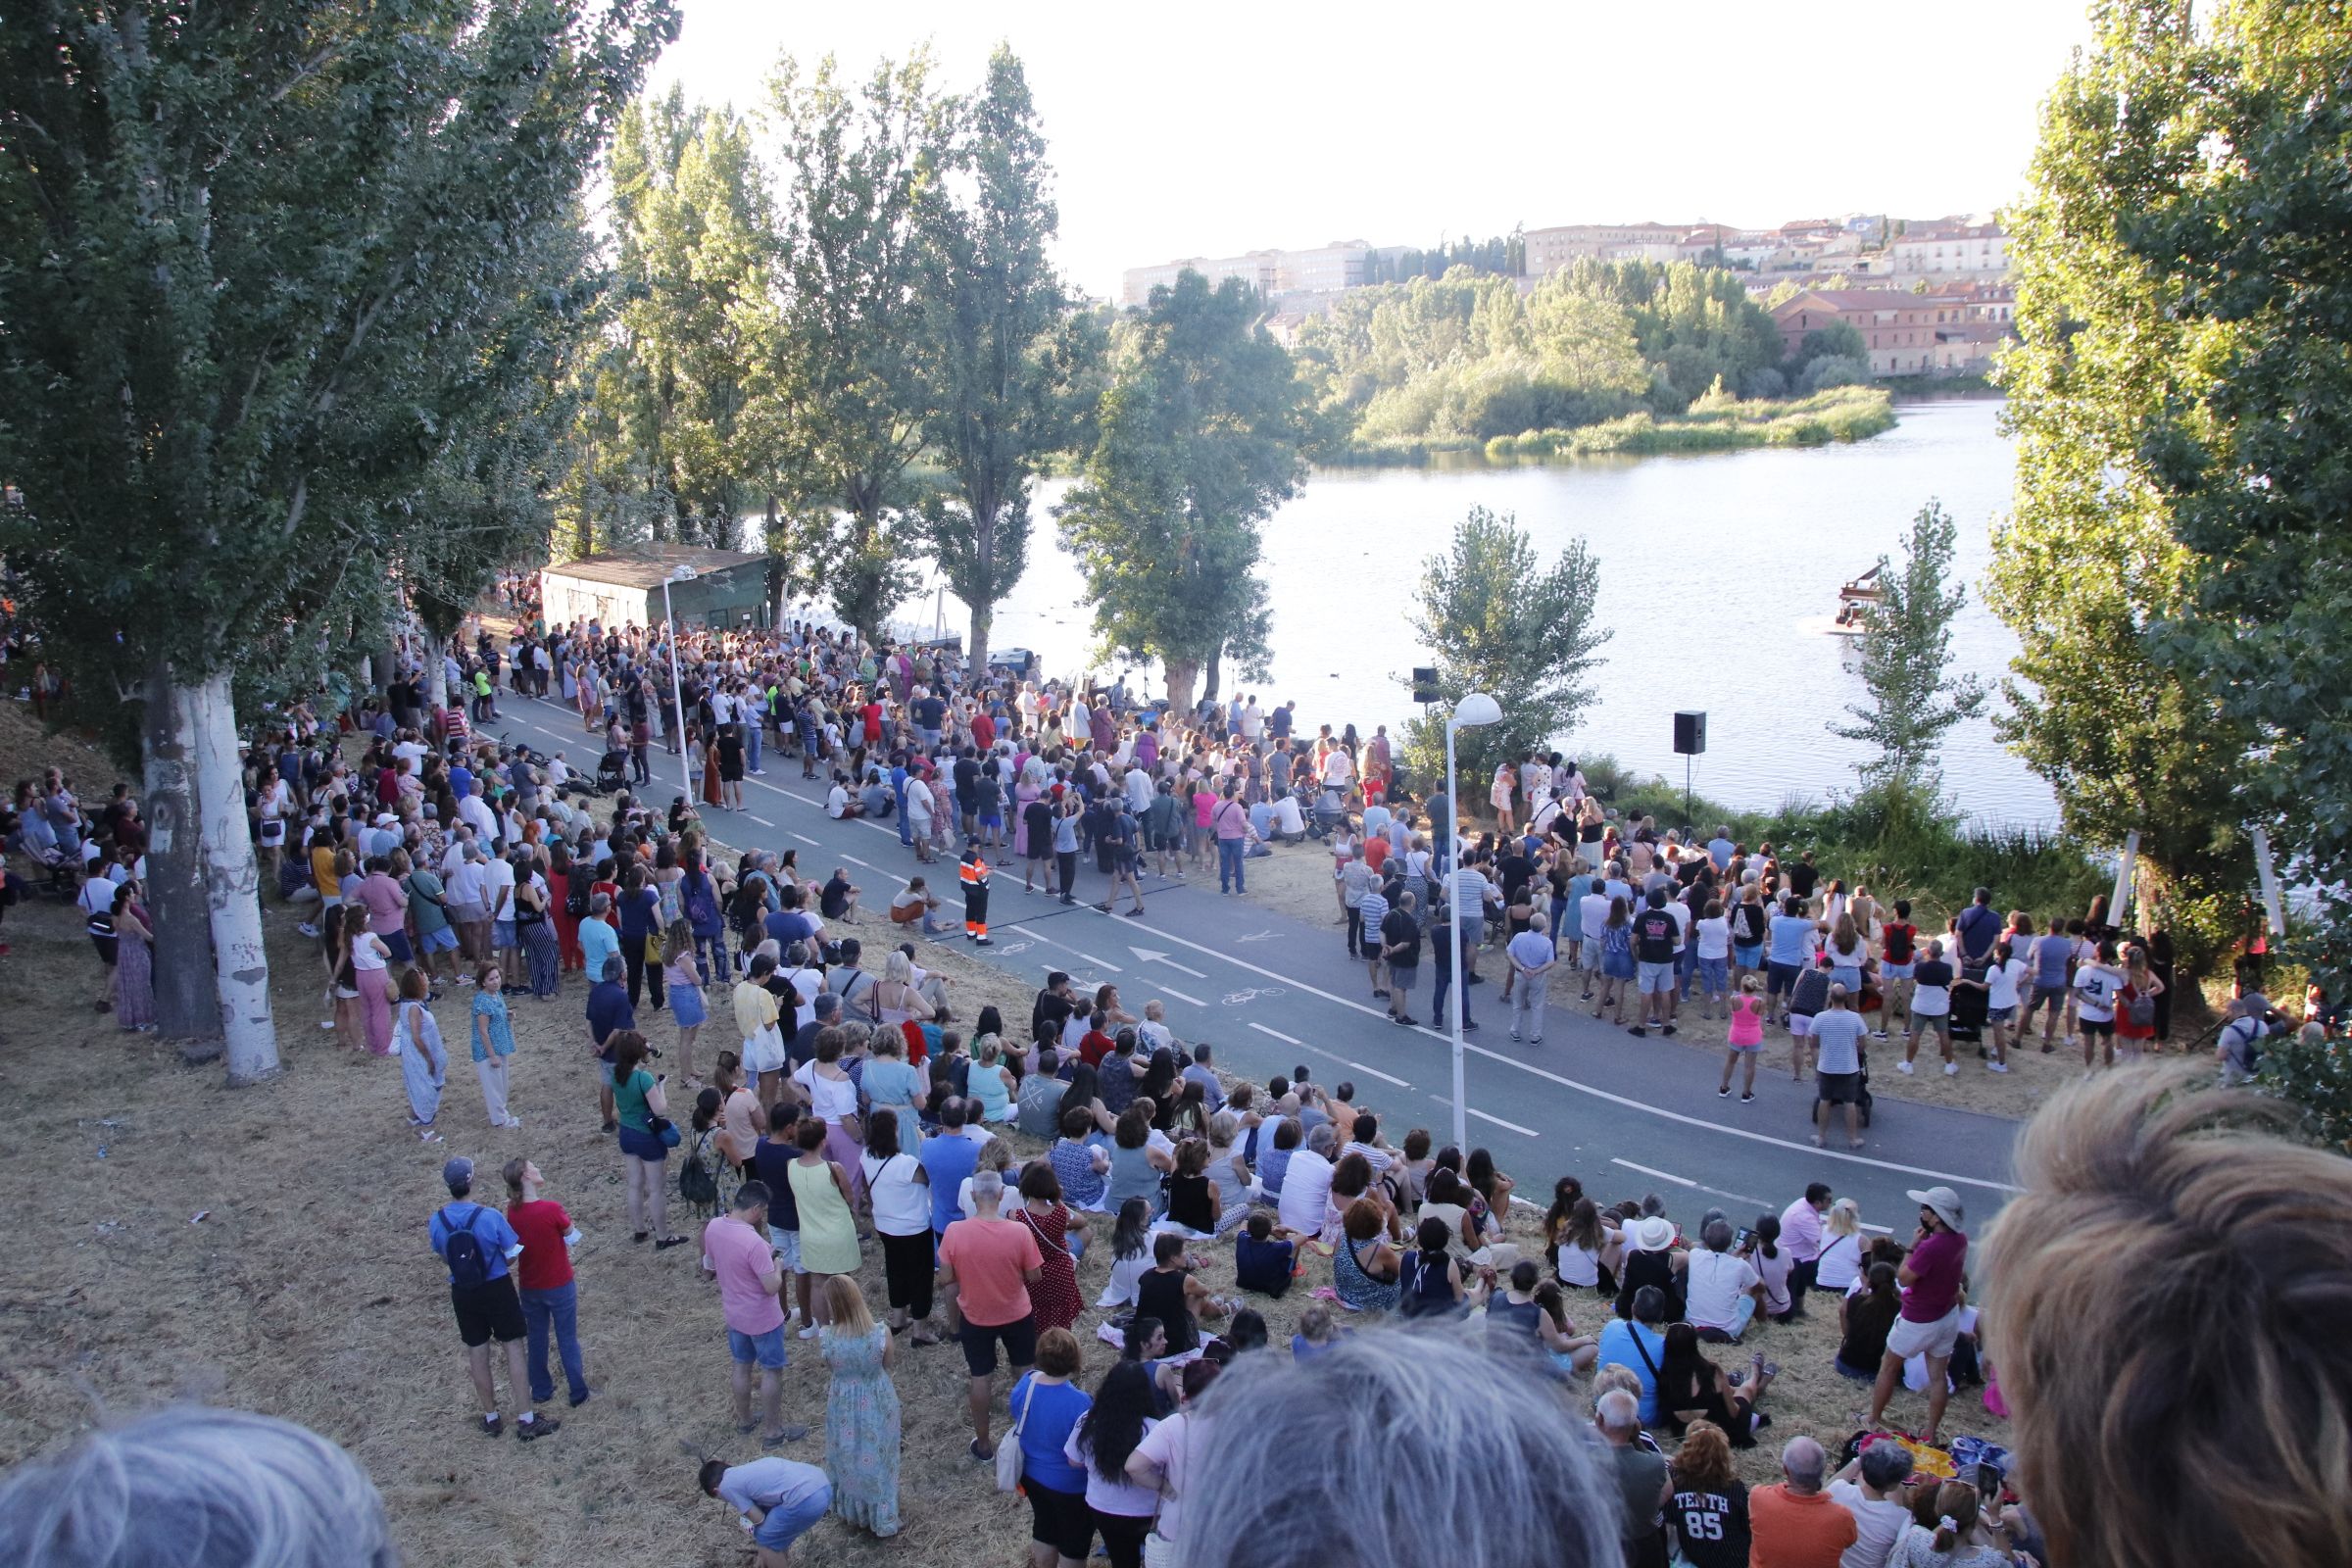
left=1123, top=216, right=2016, bottom=378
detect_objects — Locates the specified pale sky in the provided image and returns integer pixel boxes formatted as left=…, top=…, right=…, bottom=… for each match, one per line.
left=652, top=0, right=2097, bottom=301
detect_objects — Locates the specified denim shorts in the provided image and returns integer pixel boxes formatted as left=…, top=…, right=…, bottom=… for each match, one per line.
left=773, top=1228, right=804, bottom=1275
left=1697, top=956, right=1729, bottom=993
left=1733, top=942, right=1763, bottom=968
left=1881, top=961, right=1915, bottom=981
left=420, top=926, right=458, bottom=954
left=492, top=919, right=516, bottom=950
left=1766, top=960, right=1801, bottom=996
left=753, top=1482, right=832, bottom=1550
left=728, top=1323, right=788, bottom=1369
left=1986, top=1004, right=2017, bottom=1024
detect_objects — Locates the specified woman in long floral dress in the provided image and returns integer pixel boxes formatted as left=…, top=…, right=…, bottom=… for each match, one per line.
left=817, top=1276, right=901, bottom=1537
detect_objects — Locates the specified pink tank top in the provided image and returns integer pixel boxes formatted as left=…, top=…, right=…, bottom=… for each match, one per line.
left=1729, top=996, right=1765, bottom=1048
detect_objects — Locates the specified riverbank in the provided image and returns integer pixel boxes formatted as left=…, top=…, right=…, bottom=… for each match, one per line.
left=1323, top=385, right=1895, bottom=467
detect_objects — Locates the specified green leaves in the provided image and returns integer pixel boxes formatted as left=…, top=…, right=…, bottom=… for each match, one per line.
left=1399, top=505, right=1611, bottom=789
left=1830, top=500, right=1985, bottom=797
left=1055, top=272, right=1310, bottom=709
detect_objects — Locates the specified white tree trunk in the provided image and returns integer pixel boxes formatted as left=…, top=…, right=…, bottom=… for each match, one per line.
left=186, top=670, right=280, bottom=1083
left=143, top=661, right=220, bottom=1055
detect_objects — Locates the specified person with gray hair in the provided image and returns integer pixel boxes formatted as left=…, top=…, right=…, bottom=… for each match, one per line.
left=1276, top=1118, right=1339, bottom=1239
left=0, top=1406, right=397, bottom=1568
left=1828, top=1440, right=1916, bottom=1568
left=1685, top=1218, right=1765, bottom=1344
left=935, top=1164, right=1044, bottom=1461
left=1181, top=1330, right=1623, bottom=1568
left=1594, top=1384, right=1673, bottom=1568
left=1748, top=1435, right=1856, bottom=1567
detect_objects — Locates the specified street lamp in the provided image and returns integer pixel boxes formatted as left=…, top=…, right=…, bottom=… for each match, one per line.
left=1445, top=690, right=1502, bottom=1154
left=661, top=564, right=699, bottom=808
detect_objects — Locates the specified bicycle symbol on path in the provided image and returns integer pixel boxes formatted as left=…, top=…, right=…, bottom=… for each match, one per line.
left=1220, top=987, right=1287, bottom=1006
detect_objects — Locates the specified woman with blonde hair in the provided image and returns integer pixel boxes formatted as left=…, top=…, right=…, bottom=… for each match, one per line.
left=874, top=948, right=924, bottom=1032
left=1811, top=1198, right=1866, bottom=1295
left=969, top=1035, right=1016, bottom=1124
left=817, top=1274, right=901, bottom=1538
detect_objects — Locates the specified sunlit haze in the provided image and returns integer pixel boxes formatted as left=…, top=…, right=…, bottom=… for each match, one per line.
left=654, top=0, right=2097, bottom=299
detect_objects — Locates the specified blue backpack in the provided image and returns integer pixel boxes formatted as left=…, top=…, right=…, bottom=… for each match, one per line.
left=440, top=1203, right=494, bottom=1290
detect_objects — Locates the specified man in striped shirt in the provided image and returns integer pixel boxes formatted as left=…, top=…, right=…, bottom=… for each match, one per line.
left=1359, top=881, right=1392, bottom=1002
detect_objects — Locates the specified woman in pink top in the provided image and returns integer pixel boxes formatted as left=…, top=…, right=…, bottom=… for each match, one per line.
left=1719, top=975, right=1767, bottom=1102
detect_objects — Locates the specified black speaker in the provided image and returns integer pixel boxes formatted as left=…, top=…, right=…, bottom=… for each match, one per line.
left=1673, top=710, right=1707, bottom=756
left=1411, top=666, right=1440, bottom=704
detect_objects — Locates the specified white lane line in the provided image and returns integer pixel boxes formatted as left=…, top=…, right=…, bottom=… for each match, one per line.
left=1431, top=1095, right=1537, bottom=1137
left=790, top=832, right=818, bottom=846
left=747, top=814, right=775, bottom=827
left=840, top=856, right=873, bottom=869
left=1609, top=1157, right=1777, bottom=1213
left=1152, top=985, right=1206, bottom=1006
left=1074, top=913, right=2022, bottom=1194
left=1250, top=1024, right=1411, bottom=1089
left=1005, top=925, right=1125, bottom=973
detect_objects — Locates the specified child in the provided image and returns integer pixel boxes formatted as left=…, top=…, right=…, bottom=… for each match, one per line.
left=662, top=917, right=708, bottom=1085
left=1097, top=1198, right=1153, bottom=1309
left=392, top=968, right=448, bottom=1143
left=1720, top=974, right=1766, bottom=1102
left=1234, top=1210, right=1297, bottom=1298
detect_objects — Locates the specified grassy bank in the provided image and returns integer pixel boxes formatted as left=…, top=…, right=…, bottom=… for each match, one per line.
left=1569, top=757, right=2104, bottom=939
left=1324, top=386, right=1895, bottom=468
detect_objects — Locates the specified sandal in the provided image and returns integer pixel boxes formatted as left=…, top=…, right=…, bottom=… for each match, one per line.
left=654, top=1235, right=689, bottom=1250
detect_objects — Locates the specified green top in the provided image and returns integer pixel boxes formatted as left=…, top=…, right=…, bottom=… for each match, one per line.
left=405, top=869, right=451, bottom=935
left=613, top=1067, right=656, bottom=1133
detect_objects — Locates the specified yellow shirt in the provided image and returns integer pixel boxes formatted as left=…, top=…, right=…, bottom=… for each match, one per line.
left=313, top=845, right=339, bottom=901
left=733, top=979, right=780, bottom=1042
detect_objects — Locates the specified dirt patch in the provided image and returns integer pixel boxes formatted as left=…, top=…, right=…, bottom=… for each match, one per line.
left=1, top=813, right=2004, bottom=1564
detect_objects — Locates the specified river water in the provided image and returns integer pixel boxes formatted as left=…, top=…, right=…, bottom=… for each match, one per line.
left=880, top=397, right=2052, bottom=827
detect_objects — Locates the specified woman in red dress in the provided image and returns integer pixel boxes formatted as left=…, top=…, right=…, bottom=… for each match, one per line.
left=1012, top=1162, right=1084, bottom=1333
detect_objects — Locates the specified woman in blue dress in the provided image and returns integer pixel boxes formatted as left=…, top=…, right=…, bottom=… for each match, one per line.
left=818, top=1276, right=901, bottom=1537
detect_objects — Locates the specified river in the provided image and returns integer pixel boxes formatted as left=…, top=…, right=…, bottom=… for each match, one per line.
left=877, top=397, right=2053, bottom=828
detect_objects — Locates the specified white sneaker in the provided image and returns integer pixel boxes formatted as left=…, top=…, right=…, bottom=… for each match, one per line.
left=1986, top=1062, right=2009, bottom=1074
left=318, top=1019, right=337, bottom=1031
left=1942, top=1061, right=1959, bottom=1076
left=796, top=1324, right=821, bottom=1340
left=1896, top=1060, right=1915, bottom=1075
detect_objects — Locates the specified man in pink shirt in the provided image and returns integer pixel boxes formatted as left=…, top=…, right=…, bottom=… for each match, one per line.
left=356, top=856, right=413, bottom=966
left=702, top=1183, right=803, bottom=1446
left=1781, top=1181, right=1832, bottom=1303
left=936, top=1169, right=1042, bottom=1460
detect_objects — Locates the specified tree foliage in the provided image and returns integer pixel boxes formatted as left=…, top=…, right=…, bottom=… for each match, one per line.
left=765, top=50, right=956, bottom=640
left=1987, top=0, right=2295, bottom=977
left=1296, top=258, right=1785, bottom=445
left=1055, top=272, right=1310, bottom=711
left=913, top=47, right=1092, bottom=671
left=1400, top=506, right=1611, bottom=790
left=1831, top=500, right=1986, bottom=796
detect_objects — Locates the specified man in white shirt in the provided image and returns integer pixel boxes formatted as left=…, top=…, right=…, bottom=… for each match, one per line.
left=1683, top=1219, right=1765, bottom=1343
left=1579, top=884, right=1614, bottom=995
left=445, top=850, right=488, bottom=963
left=457, top=784, right=498, bottom=850
left=1827, top=1444, right=1917, bottom=1568
left=478, top=851, right=518, bottom=973
left=1276, top=1123, right=1337, bottom=1240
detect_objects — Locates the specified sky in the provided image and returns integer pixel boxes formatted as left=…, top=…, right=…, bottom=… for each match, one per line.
left=650, top=1, right=2099, bottom=301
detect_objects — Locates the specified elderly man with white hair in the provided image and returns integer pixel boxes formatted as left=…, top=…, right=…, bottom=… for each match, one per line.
left=1748, top=1435, right=1858, bottom=1568
left=1181, top=1331, right=1623, bottom=1568
left=1595, top=1386, right=1674, bottom=1568
left=935, top=1167, right=1044, bottom=1463
left=0, top=1407, right=397, bottom=1568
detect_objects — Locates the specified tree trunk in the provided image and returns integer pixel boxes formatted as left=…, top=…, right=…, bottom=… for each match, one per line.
left=143, top=662, right=220, bottom=1057
left=1203, top=646, right=1223, bottom=704
left=185, top=670, right=280, bottom=1084
left=1163, top=658, right=1200, bottom=717
left=967, top=602, right=993, bottom=684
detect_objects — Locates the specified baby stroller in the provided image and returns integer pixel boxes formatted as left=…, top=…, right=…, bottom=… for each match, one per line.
left=1951, top=961, right=1989, bottom=1054
left=591, top=748, right=629, bottom=795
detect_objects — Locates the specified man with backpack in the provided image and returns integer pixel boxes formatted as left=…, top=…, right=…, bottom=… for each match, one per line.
left=428, top=1156, right=558, bottom=1442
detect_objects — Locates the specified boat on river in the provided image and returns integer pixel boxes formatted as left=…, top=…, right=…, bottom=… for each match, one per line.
left=1833, top=564, right=1884, bottom=635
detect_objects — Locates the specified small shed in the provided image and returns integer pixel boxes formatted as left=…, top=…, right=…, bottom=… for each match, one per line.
left=538, top=545, right=771, bottom=632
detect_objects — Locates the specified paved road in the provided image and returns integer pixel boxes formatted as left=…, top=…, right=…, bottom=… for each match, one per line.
left=492, top=698, right=2024, bottom=1230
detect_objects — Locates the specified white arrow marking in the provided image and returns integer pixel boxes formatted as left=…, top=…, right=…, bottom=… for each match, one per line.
left=1126, top=946, right=1208, bottom=978
left=1235, top=930, right=1278, bottom=943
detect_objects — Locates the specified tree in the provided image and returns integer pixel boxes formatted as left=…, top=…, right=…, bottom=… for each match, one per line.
left=0, top=0, right=673, bottom=1078
left=1400, top=507, right=1611, bottom=792
left=1056, top=271, right=1311, bottom=712
left=1987, top=0, right=2279, bottom=978
left=1831, top=501, right=1986, bottom=796
left=914, top=47, right=1089, bottom=673
left=1794, top=320, right=1869, bottom=372
left=600, top=91, right=783, bottom=550
left=767, top=50, right=955, bottom=641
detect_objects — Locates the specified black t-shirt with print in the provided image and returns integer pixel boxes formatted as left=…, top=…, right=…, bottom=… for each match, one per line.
left=1633, top=906, right=1680, bottom=964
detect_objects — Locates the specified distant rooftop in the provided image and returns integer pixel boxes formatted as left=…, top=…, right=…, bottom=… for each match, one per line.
left=542, top=544, right=766, bottom=590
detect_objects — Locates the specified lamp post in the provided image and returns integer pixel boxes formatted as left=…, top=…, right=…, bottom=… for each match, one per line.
left=1445, top=690, right=1502, bottom=1153
left=660, top=564, right=699, bottom=808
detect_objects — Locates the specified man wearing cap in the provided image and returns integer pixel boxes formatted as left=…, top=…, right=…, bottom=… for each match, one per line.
left=428, top=1156, right=558, bottom=1442
left=1867, top=1185, right=1969, bottom=1444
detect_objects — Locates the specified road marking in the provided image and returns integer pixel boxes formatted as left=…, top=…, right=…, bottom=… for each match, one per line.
left=841, top=856, right=873, bottom=869
left=1245, top=1024, right=1410, bottom=1088
left=1127, top=946, right=1209, bottom=978
left=1433, top=1096, right=1537, bottom=1137
left=1061, top=912, right=2023, bottom=1194
left=1236, top=930, right=1277, bottom=943
left=1609, top=1158, right=1777, bottom=1213
left=1005, top=925, right=1125, bottom=972
left=790, top=832, right=817, bottom=846
left=747, top=814, right=775, bottom=827
left=1248, top=1023, right=1301, bottom=1045
left=1152, top=985, right=1206, bottom=1006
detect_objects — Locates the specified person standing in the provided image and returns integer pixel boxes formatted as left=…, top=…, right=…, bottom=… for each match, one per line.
left=1507, top=911, right=1557, bottom=1043
left=697, top=1455, right=830, bottom=1568
left=1866, top=1186, right=1969, bottom=1445
left=1808, top=985, right=1870, bottom=1152
left=702, top=1182, right=804, bottom=1448
left=1379, top=891, right=1425, bottom=1026
left=502, top=1157, right=590, bottom=1409
left=466, top=962, right=521, bottom=1129
left=392, top=970, right=448, bottom=1144
left=958, top=842, right=996, bottom=945
left=428, top=1157, right=558, bottom=1442
left=816, top=1275, right=902, bottom=1538
left=937, top=1168, right=1044, bottom=1461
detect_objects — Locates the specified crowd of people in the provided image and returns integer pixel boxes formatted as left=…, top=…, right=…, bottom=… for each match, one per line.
left=1, top=604, right=2341, bottom=1568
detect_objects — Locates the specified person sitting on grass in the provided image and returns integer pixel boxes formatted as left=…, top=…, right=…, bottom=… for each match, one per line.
left=1234, top=1210, right=1297, bottom=1298
left=1657, top=1322, right=1775, bottom=1448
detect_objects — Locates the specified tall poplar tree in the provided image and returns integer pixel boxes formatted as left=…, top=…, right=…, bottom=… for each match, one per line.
left=0, top=0, right=674, bottom=1077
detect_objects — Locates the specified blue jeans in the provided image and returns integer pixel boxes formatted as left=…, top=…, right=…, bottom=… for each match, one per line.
left=520, top=1280, right=589, bottom=1403
left=898, top=791, right=914, bottom=846
left=693, top=928, right=728, bottom=983
left=745, top=723, right=761, bottom=773
left=754, top=1483, right=833, bottom=1551
left=1218, top=838, right=1245, bottom=892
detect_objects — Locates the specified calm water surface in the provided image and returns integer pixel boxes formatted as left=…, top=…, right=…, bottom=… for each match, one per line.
left=882, top=398, right=2051, bottom=827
